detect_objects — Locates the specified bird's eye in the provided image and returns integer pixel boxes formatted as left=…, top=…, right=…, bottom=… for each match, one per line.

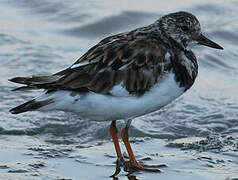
left=181, top=26, right=189, bottom=31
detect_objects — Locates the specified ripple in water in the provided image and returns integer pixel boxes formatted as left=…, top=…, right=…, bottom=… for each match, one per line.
left=0, top=0, right=238, bottom=179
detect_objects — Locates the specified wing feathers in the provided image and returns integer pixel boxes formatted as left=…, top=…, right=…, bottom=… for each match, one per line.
left=10, top=32, right=168, bottom=96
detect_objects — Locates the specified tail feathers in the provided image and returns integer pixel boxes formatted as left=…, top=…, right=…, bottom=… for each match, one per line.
left=10, top=98, right=54, bottom=114
left=9, top=75, right=62, bottom=85
left=12, top=86, right=38, bottom=91
left=9, top=75, right=62, bottom=91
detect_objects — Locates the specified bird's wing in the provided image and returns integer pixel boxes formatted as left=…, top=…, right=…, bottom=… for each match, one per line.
left=10, top=33, right=168, bottom=96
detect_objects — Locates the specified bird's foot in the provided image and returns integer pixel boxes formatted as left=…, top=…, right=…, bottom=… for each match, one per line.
left=110, top=157, right=125, bottom=177
left=111, top=157, right=167, bottom=177
left=123, top=160, right=166, bottom=174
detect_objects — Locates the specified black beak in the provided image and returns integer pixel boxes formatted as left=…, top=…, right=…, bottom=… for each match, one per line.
left=195, top=34, right=223, bottom=50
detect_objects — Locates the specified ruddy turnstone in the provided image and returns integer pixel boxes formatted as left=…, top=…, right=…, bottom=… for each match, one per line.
left=9, top=11, right=223, bottom=176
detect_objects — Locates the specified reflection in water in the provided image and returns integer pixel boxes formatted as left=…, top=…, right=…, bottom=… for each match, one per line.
left=112, top=174, right=139, bottom=180
left=127, top=175, right=139, bottom=180
left=0, top=0, right=238, bottom=179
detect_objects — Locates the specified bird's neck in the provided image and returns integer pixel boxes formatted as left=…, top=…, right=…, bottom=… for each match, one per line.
left=154, top=22, right=198, bottom=90
left=169, top=49, right=198, bottom=91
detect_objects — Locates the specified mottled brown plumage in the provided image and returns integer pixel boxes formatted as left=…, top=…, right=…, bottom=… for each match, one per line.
left=9, top=11, right=223, bottom=103
left=10, top=33, right=168, bottom=96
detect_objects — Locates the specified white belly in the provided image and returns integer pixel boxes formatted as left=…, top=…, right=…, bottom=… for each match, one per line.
left=38, top=72, right=185, bottom=121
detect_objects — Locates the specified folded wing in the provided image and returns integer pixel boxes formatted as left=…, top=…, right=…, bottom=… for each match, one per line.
left=10, top=33, right=168, bottom=96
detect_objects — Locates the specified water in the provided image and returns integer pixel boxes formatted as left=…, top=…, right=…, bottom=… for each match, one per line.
left=0, top=0, right=238, bottom=179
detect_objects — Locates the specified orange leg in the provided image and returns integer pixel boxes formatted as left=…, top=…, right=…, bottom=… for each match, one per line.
left=121, top=119, right=165, bottom=173
left=121, top=120, right=137, bottom=164
left=109, top=120, right=124, bottom=177
left=110, top=120, right=123, bottom=159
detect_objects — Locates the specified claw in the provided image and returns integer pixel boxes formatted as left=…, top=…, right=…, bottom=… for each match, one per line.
left=123, top=160, right=164, bottom=173
left=111, top=158, right=166, bottom=176
left=110, top=157, right=125, bottom=177
left=110, top=159, right=121, bottom=177
left=142, top=163, right=167, bottom=168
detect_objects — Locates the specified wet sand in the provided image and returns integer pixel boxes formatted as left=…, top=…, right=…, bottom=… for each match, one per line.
left=0, top=0, right=238, bottom=179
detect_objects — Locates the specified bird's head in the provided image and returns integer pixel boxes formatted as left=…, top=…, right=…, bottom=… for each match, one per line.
left=159, top=11, right=223, bottom=51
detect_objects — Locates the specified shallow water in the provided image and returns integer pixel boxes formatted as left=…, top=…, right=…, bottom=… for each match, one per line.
left=0, top=0, right=238, bottom=179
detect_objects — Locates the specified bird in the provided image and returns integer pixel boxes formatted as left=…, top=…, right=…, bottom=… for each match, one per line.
left=9, top=11, right=223, bottom=176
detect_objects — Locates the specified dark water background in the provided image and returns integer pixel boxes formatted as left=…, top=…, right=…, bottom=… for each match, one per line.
left=0, top=0, right=238, bottom=179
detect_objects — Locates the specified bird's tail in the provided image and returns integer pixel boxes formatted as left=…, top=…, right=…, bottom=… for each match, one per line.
left=9, top=98, right=54, bottom=114
left=9, top=75, right=62, bottom=91
left=9, top=75, right=58, bottom=114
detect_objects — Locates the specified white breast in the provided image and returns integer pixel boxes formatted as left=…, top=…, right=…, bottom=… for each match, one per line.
left=38, top=72, right=185, bottom=121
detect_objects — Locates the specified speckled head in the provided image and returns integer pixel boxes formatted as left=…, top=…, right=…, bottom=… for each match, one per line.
left=158, top=11, right=223, bottom=50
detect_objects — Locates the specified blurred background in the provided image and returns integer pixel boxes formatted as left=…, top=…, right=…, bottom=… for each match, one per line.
left=0, top=0, right=237, bottom=179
